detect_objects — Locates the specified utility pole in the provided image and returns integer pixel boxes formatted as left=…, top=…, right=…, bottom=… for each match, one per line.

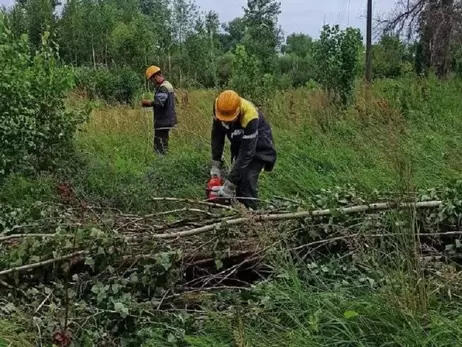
left=365, top=0, right=372, bottom=83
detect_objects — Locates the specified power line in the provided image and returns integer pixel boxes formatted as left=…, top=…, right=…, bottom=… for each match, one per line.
left=347, top=0, right=351, bottom=26
left=339, top=0, right=352, bottom=27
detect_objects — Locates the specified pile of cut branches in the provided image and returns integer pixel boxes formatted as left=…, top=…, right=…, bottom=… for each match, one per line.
left=1, top=183, right=462, bottom=345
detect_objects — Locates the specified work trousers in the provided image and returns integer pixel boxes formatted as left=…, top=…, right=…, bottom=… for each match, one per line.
left=236, top=160, right=265, bottom=210
left=154, top=128, right=169, bottom=155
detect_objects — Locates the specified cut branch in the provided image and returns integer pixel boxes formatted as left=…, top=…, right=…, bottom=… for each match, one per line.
left=151, top=197, right=235, bottom=210
left=149, top=208, right=220, bottom=217
left=0, top=251, right=88, bottom=277
left=0, top=233, right=73, bottom=242
left=140, top=200, right=443, bottom=240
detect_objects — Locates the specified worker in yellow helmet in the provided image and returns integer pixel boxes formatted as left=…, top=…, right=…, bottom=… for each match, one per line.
left=141, top=65, right=177, bottom=155
left=210, top=90, right=277, bottom=210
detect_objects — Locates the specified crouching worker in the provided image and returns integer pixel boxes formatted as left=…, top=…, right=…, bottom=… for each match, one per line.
left=141, top=65, right=177, bottom=155
left=210, top=90, right=277, bottom=210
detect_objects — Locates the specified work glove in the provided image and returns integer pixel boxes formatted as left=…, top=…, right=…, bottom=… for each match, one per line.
left=212, top=180, right=236, bottom=198
left=210, top=160, right=222, bottom=178
left=141, top=100, right=153, bottom=107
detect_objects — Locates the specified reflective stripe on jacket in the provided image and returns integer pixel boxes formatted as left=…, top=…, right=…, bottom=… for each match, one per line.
left=211, top=98, right=277, bottom=185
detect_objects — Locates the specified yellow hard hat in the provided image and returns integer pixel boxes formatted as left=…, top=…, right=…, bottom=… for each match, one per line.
left=215, top=90, right=241, bottom=122
left=145, top=65, right=161, bottom=80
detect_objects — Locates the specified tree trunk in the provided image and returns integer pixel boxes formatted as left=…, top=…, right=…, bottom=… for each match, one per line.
left=92, top=44, right=96, bottom=69
left=419, top=0, right=438, bottom=76
left=432, top=0, right=454, bottom=78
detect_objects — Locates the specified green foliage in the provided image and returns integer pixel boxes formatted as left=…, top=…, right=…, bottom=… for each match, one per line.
left=217, top=52, right=234, bottom=87
left=278, top=54, right=316, bottom=87
left=315, top=25, right=362, bottom=106
left=3, top=180, right=462, bottom=345
left=220, top=17, right=245, bottom=53
left=111, top=13, right=155, bottom=70
left=228, top=45, right=274, bottom=105
left=282, top=33, right=314, bottom=58
left=0, top=320, right=35, bottom=347
left=279, top=34, right=317, bottom=87
left=373, top=34, right=414, bottom=79
left=3, top=0, right=436, bottom=94
left=242, top=0, right=282, bottom=73
left=0, top=16, right=88, bottom=177
left=6, top=0, right=58, bottom=52
left=181, top=11, right=221, bottom=88
left=75, top=67, right=142, bottom=105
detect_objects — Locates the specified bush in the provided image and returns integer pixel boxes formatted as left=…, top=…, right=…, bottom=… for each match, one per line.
left=75, top=67, right=113, bottom=101
left=75, top=66, right=143, bottom=105
left=228, top=45, right=275, bottom=106
left=0, top=16, right=88, bottom=177
left=315, top=25, right=362, bottom=107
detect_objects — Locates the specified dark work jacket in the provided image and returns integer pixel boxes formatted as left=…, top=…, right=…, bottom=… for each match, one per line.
left=153, top=80, right=177, bottom=129
left=211, top=98, right=277, bottom=185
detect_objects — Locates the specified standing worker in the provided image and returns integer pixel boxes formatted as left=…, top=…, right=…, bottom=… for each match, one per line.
left=210, top=90, right=277, bottom=210
left=141, top=65, right=177, bottom=155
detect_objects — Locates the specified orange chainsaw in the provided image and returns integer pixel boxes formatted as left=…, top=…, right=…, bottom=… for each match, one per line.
left=206, top=176, right=223, bottom=201
left=205, top=177, right=233, bottom=206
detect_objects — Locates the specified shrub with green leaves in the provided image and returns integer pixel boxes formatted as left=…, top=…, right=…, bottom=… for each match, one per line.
left=75, top=66, right=143, bottom=105
left=0, top=16, right=88, bottom=177
left=228, top=44, right=275, bottom=106
left=315, top=25, right=362, bottom=107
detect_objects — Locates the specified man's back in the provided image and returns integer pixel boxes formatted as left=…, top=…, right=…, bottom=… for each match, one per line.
left=154, top=80, right=176, bottom=128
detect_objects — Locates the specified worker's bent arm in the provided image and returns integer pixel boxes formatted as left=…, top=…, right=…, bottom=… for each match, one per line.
left=153, top=86, right=169, bottom=107
left=211, top=118, right=226, bottom=163
left=228, top=119, right=258, bottom=185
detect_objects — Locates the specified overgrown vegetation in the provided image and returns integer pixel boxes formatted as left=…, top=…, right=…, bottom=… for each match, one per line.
left=74, top=67, right=142, bottom=105
left=2, top=182, right=462, bottom=346
left=315, top=25, right=362, bottom=106
left=3, top=0, right=461, bottom=105
left=0, top=16, right=88, bottom=177
left=2, top=0, right=462, bottom=346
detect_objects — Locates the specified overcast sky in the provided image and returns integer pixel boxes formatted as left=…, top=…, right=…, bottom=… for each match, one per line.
left=196, top=0, right=392, bottom=37
left=0, top=0, right=393, bottom=38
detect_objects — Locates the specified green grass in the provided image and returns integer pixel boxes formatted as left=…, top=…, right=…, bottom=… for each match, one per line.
left=185, top=271, right=462, bottom=347
left=67, top=77, right=462, bottom=212
left=0, top=319, right=35, bottom=347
